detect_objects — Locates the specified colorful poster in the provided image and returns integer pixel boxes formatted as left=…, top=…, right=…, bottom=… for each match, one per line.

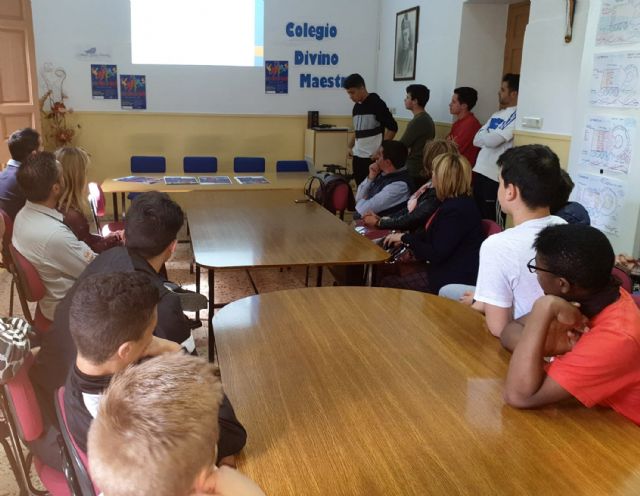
left=590, top=52, right=640, bottom=108
left=596, top=0, right=640, bottom=46
left=265, top=60, right=288, bottom=94
left=572, top=173, right=626, bottom=236
left=580, top=115, right=636, bottom=174
left=120, top=75, right=147, bottom=110
left=91, top=64, right=118, bottom=99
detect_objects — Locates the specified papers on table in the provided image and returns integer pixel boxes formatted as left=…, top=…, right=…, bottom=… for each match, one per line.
left=199, top=176, right=232, bottom=184
left=164, top=176, right=199, bottom=185
left=234, top=176, right=270, bottom=184
left=114, top=176, right=162, bottom=184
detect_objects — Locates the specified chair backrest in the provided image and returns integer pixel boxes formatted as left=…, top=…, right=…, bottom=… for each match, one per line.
left=184, top=156, right=217, bottom=173
left=0, top=208, right=13, bottom=269
left=276, top=160, right=308, bottom=173
left=9, top=245, right=45, bottom=302
left=3, top=353, right=42, bottom=442
left=130, top=156, right=166, bottom=174
left=612, top=266, right=632, bottom=292
left=481, top=219, right=502, bottom=237
left=331, top=182, right=350, bottom=219
left=55, top=388, right=98, bottom=496
left=233, top=156, right=265, bottom=173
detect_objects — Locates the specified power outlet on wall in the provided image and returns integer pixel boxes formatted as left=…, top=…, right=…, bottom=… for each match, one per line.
left=522, top=116, right=543, bottom=129
left=389, top=107, right=396, bottom=115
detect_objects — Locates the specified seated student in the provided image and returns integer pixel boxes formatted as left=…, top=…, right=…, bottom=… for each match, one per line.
left=354, top=140, right=412, bottom=219
left=438, top=145, right=566, bottom=336
left=381, top=152, right=484, bottom=294
left=56, top=147, right=123, bottom=252
left=0, top=128, right=40, bottom=219
left=12, top=151, right=96, bottom=321
left=550, top=169, right=590, bottom=225
left=66, top=271, right=246, bottom=467
left=361, top=139, right=458, bottom=232
left=503, top=224, right=640, bottom=426
left=64, top=271, right=180, bottom=453
left=88, top=353, right=265, bottom=496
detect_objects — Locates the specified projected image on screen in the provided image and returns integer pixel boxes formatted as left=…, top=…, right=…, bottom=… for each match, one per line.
left=131, top=0, right=264, bottom=66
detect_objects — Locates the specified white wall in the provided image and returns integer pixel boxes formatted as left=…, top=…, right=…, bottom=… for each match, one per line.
left=516, top=0, right=588, bottom=135
left=376, top=0, right=465, bottom=123
left=30, top=0, right=380, bottom=115
left=456, top=3, right=509, bottom=123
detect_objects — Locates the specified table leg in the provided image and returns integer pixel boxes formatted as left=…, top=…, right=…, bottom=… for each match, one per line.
left=208, top=268, right=216, bottom=362
left=121, top=193, right=126, bottom=218
left=316, top=266, right=323, bottom=287
left=195, top=264, right=201, bottom=320
left=112, top=193, right=119, bottom=221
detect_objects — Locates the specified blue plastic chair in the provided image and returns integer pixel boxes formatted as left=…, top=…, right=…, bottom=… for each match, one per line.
left=130, top=156, right=166, bottom=174
left=184, top=156, right=218, bottom=174
left=276, top=160, right=308, bottom=172
left=233, top=157, right=265, bottom=173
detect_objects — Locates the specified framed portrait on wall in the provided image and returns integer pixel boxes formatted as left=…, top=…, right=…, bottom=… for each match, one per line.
left=394, top=6, right=419, bottom=81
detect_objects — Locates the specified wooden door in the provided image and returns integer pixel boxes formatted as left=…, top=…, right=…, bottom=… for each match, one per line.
left=503, top=1, right=530, bottom=75
left=0, top=0, right=40, bottom=167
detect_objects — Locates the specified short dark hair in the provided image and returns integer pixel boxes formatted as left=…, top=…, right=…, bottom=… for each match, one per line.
left=502, top=73, right=520, bottom=93
left=498, top=145, right=562, bottom=209
left=125, top=192, right=184, bottom=259
left=550, top=169, right=574, bottom=213
left=8, top=128, right=40, bottom=162
left=16, top=151, right=60, bottom=202
left=343, top=73, right=366, bottom=89
left=69, top=272, right=160, bottom=364
left=534, top=224, right=614, bottom=291
left=380, top=140, right=408, bottom=169
left=454, top=87, right=478, bottom=110
left=406, top=84, right=430, bottom=107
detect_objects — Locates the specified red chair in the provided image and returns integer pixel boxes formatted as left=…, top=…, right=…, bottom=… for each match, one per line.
left=0, top=208, right=16, bottom=314
left=9, top=245, right=52, bottom=333
left=481, top=219, right=502, bottom=237
left=330, top=181, right=351, bottom=221
left=1, top=352, right=70, bottom=495
left=55, top=388, right=98, bottom=496
left=612, top=266, right=632, bottom=292
left=87, top=182, right=124, bottom=237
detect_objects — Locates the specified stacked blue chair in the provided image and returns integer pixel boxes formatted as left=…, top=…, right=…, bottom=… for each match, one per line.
left=184, top=156, right=217, bottom=174
left=276, top=160, right=308, bottom=172
left=233, top=157, right=265, bottom=173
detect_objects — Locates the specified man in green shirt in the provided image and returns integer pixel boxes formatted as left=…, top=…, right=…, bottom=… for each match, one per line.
left=399, top=84, right=435, bottom=188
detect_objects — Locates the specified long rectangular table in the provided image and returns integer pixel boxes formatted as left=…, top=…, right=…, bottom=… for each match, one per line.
left=214, top=287, right=640, bottom=495
left=182, top=190, right=389, bottom=359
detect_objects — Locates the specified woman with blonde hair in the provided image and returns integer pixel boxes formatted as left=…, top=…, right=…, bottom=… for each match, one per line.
left=362, top=138, right=458, bottom=232
left=382, top=152, right=484, bottom=293
left=55, top=147, right=122, bottom=253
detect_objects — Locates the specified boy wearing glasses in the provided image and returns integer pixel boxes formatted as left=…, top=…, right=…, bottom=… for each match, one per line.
left=503, top=224, right=640, bottom=425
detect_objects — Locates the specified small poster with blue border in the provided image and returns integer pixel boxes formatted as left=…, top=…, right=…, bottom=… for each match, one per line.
left=121, top=75, right=147, bottom=110
left=265, top=61, right=288, bottom=94
left=91, top=64, right=118, bottom=99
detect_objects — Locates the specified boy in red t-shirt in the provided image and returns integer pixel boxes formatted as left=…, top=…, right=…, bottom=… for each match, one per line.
left=446, top=87, right=481, bottom=166
left=503, top=224, right=640, bottom=425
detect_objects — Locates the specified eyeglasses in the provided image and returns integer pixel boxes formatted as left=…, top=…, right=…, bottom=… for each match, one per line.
left=526, top=257, right=556, bottom=275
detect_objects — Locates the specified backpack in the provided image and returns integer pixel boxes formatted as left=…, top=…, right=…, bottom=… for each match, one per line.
left=304, top=172, right=355, bottom=215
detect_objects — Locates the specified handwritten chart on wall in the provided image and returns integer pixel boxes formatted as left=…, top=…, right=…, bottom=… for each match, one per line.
left=572, top=173, right=626, bottom=236
left=580, top=115, right=636, bottom=173
left=590, top=52, right=640, bottom=108
left=597, top=0, right=640, bottom=46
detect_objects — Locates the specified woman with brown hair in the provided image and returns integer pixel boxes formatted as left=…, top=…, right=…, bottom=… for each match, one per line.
left=362, top=138, right=458, bottom=233
left=382, top=152, right=484, bottom=293
left=56, top=147, right=123, bottom=253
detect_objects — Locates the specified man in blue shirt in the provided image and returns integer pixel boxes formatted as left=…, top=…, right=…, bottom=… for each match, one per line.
left=0, top=128, right=41, bottom=219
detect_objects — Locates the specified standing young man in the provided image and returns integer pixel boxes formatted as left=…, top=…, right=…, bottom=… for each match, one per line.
left=446, top=87, right=481, bottom=166
left=398, top=84, right=435, bottom=187
left=0, top=128, right=41, bottom=219
left=472, top=74, right=519, bottom=220
left=343, top=73, right=398, bottom=185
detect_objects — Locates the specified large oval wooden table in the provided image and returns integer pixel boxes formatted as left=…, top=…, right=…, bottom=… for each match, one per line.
left=214, top=287, right=640, bottom=496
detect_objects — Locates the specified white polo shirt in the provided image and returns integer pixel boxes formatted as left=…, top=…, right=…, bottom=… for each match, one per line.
left=12, top=201, right=95, bottom=320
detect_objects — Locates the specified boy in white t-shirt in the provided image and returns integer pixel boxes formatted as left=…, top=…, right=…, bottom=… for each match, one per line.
left=440, top=145, right=565, bottom=337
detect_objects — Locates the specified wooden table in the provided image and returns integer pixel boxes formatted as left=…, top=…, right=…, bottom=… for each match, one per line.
left=214, top=287, right=640, bottom=496
left=101, top=172, right=311, bottom=219
left=183, top=191, right=389, bottom=358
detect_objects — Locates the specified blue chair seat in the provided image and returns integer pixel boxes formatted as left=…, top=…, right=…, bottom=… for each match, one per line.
left=233, top=157, right=265, bottom=173
left=184, top=156, right=217, bottom=174
left=276, top=160, right=308, bottom=172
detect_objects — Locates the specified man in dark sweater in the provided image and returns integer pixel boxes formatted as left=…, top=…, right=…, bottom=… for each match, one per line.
left=344, top=73, right=398, bottom=185
left=399, top=84, right=435, bottom=186
left=0, top=128, right=40, bottom=219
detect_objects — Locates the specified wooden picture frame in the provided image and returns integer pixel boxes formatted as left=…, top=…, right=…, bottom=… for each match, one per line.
left=394, top=6, right=419, bottom=81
